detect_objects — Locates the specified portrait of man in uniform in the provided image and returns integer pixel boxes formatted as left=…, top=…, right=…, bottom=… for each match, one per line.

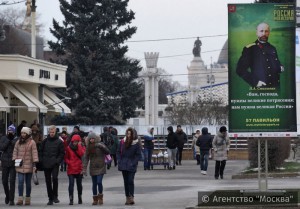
left=236, top=22, right=284, bottom=88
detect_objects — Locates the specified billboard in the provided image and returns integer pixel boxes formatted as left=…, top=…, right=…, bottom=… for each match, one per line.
left=228, top=3, right=296, bottom=137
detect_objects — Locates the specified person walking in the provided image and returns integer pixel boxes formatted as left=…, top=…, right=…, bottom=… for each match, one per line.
left=118, top=127, right=141, bottom=205
left=196, top=127, right=213, bottom=175
left=110, top=128, right=119, bottom=167
left=143, top=127, right=155, bottom=170
left=83, top=132, right=110, bottom=205
left=65, top=135, right=86, bottom=205
left=175, top=125, right=187, bottom=165
left=41, top=125, right=65, bottom=205
left=100, top=127, right=114, bottom=169
left=60, top=130, right=69, bottom=172
left=12, top=127, right=39, bottom=206
left=212, top=126, right=230, bottom=179
left=31, top=125, right=43, bottom=171
left=166, top=126, right=178, bottom=170
left=0, top=125, right=18, bottom=205
left=191, top=129, right=201, bottom=165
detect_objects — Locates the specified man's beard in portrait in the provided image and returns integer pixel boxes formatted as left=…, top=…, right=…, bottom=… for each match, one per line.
left=259, top=36, right=268, bottom=43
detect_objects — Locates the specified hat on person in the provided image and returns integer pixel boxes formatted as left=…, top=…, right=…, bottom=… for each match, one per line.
left=7, top=125, right=16, bottom=133
left=21, top=127, right=31, bottom=135
left=71, top=134, right=81, bottom=142
left=87, top=132, right=97, bottom=140
left=219, top=126, right=227, bottom=133
left=177, top=125, right=181, bottom=128
left=74, top=125, right=80, bottom=131
left=167, top=126, right=173, bottom=132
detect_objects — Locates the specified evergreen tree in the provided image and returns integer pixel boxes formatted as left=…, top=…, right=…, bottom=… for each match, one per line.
left=48, top=0, right=143, bottom=124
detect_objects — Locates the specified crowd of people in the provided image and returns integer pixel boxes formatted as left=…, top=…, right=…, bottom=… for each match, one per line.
left=0, top=121, right=229, bottom=206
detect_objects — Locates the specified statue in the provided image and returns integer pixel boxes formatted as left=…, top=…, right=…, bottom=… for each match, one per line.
left=193, top=37, right=202, bottom=57
left=22, top=0, right=32, bottom=31
left=25, top=0, right=32, bottom=17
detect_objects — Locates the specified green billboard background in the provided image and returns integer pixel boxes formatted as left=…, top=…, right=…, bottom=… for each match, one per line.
left=228, top=3, right=296, bottom=133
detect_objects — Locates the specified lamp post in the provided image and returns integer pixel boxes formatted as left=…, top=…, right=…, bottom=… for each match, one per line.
left=31, top=0, right=37, bottom=58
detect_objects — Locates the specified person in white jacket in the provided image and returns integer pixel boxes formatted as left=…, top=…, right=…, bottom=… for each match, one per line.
left=212, top=126, right=230, bottom=180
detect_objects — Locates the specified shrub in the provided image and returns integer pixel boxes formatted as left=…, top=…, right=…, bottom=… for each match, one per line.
left=248, top=137, right=291, bottom=171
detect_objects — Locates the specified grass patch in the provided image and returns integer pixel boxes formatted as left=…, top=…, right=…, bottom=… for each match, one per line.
left=241, top=161, right=300, bottom=174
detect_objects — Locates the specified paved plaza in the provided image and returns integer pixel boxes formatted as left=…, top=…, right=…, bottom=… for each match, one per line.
left=0, top=160, right=299, bottom=208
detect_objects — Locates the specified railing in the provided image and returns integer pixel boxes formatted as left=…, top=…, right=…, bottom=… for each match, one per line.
left=118, top=135, right=249, bottom=150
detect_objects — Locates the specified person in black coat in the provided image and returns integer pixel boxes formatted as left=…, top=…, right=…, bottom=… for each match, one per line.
left=41, top=125, right=65, bottom=205
left=0, top=125, right=18, bottom=205
left=175, top=125, right=187, bottom=165
left=196, top=127, right=212, bottom=175
left=166, top=126, right=178, bottom=170
left=236, top=22, right=284, bottom=88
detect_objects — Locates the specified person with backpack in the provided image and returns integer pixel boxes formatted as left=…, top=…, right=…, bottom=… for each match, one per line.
left=196, top=127, right=213, bottom=175
left=117, top=127, right=141, bottom=205
left=0, top=125, right=18, bottom=205
left=64, top=135, right=86, bottom=205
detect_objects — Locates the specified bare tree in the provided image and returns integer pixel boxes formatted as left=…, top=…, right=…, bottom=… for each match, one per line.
left=165, top=97, right=228, bottom=125
left=0, top=7, right=44, bottom=35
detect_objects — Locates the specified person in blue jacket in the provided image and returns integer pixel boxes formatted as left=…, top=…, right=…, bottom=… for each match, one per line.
left=117, top=127, right=141, bottom=205
left=143, top=127, right=155, bottom=170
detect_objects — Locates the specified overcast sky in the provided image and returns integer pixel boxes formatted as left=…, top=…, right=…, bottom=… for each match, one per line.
left=10, top=0, right=254, bottom=85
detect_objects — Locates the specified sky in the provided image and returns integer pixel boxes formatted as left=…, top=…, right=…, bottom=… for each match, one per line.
left=9, top=0, right=254, bottom=86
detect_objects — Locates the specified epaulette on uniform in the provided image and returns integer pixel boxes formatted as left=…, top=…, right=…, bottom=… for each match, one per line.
left=246, top=43, right=256, bottom=48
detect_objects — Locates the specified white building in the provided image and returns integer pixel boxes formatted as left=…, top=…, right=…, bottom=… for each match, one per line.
left=0, top=26, right=70, bottom=135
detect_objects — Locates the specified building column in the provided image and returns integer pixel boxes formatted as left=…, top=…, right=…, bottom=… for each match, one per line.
left=144, top=77, right=150, bottom=125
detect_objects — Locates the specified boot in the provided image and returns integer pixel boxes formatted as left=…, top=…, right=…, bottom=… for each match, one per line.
left=69, top=195, right=73, bottom=205
left=92, top=196, right=98, bottom=205
left=125, top=196, right=130, bottom=205
left=16, top=197, right=23, bottom=206
left=78, top=194, right=82, bottom=204
left=25, top=197, right=31, bottom=205
left=129, top=196, right=135, bottom=205
left=98, top=193, right=103, bottom=205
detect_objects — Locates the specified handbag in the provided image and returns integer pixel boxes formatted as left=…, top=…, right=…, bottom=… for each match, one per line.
left=105, top=154, right=112, bottom=164
left=15, top=159, right=23, bottom=167
left=32, top=172, right=39, bottom=185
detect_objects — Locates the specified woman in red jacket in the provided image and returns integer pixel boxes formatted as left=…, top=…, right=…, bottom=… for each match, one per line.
left=64, top=135, right=85, bottom=205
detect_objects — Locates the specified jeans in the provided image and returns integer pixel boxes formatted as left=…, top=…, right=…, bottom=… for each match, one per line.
left=44, top=165, right=59, bottom=200
left=200, top=150, right=209, bottom=171
left=122, top=171, right=135, bottom=197
left=167, top=148, right=177, bottom=167
left=215, top=160, right=226, bottom=178
left=2, top=166, right=16, bottom=201
left=176, top=147, right=183, bottom=163
left=18, top=172, right=32, bottom=197
left=91, top=174, right=104, bottom=196
left=143, top=148, right=153, bottom=169
left=68, top=174, right=83, bottom=196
